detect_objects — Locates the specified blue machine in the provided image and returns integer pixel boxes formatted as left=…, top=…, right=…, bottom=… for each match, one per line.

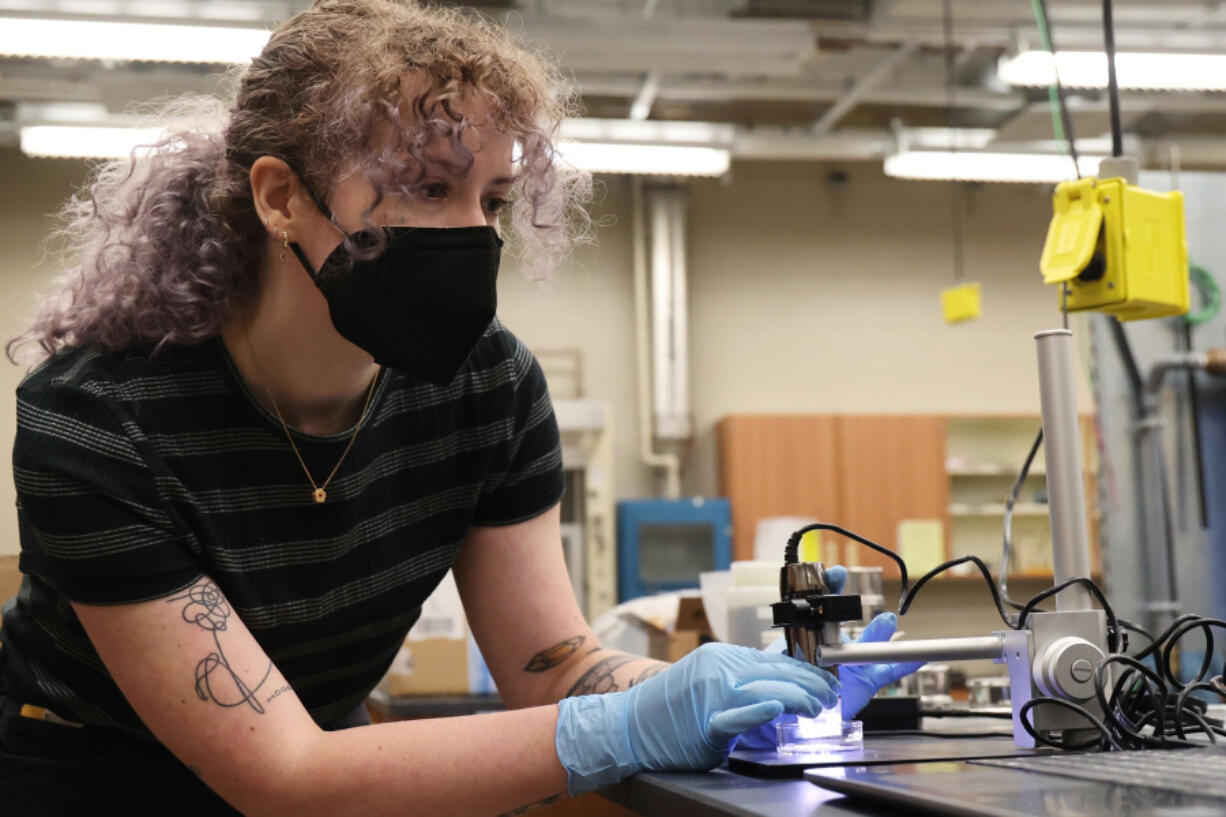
left=616, top=497, right=732, bottom=601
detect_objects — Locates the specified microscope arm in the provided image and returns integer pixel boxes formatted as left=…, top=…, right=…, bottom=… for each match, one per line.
left=815, top=634, right=1006, bottom=667
left=812, top=617, right=1107, bottom=750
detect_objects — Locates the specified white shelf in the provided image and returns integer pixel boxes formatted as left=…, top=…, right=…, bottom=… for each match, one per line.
left=949, top=503, right=1049, bottom=517
left=947, top=466, right=1047, bottom=477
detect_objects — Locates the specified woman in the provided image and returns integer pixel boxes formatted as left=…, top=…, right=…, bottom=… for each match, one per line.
left=0, top=2, right=915, bottom=815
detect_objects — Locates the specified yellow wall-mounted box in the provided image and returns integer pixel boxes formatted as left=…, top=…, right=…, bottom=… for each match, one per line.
left=1039, top=176, right=1189, bottom=321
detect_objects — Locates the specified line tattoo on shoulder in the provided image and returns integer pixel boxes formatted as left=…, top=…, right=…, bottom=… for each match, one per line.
left=524, top=636, right=586, bottom=673
left=564, top=653, right=639, bottom=696
left=168, top=580, right=273, bottom=714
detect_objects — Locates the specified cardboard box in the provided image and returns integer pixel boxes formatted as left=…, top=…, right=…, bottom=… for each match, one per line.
left=385, top=637, right=469, bottom=696
left=0, top=556, right=21, bottom=608
left=648, top=595, right=715, bottom=663
left=380, top=571, right=492, bottom=696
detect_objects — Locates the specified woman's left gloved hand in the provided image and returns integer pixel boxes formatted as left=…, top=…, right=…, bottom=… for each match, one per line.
left=733, top=564, right=924, bottom=752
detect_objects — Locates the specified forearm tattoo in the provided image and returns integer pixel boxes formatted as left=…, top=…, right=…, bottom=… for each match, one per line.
left=627, top=664, right=666, bottom=688
left=563, top=651, right=640, bottom=697
left=524, top=636, right=587, bottom=672
left=168, top=580, right=274, bottom=713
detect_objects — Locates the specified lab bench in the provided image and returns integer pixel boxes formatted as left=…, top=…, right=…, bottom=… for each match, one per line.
left=600, top=767, right=874, bottom=817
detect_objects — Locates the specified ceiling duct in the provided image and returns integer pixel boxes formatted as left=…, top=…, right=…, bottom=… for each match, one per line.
left=734, top=0, right=873, bottom=21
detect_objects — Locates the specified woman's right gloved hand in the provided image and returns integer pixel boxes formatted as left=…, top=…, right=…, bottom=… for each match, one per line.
left=554, top=642, right=841, bottom=795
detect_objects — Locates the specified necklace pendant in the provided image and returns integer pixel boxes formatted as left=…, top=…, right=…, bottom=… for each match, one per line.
left=313, top=487, right=327, bottom=504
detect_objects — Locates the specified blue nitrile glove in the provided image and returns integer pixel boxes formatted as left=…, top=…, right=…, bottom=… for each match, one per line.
left=555, top=642, right=840, bottom=794
left=734, top=565, right=924, bottom=752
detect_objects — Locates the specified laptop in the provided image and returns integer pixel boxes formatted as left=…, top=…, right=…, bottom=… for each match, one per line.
left=805, top=747, right=1226, bottom=817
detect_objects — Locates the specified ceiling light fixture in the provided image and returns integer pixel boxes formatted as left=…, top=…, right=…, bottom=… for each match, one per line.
left=884, top=151, right=1106, bottom=184
left=0, top=16, right=269, bottom=64
left=999, top=51, right=1226, bottom=92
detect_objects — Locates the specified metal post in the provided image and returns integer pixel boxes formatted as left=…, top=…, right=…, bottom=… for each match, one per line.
left=1035, top=330, right=1094, bottom=611
left=817, top=635, right=1005, bottom=667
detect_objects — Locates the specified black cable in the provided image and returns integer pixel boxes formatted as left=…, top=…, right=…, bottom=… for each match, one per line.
left=1161, top=618, right=1226, bottom=687
left=1020, top=697, right=1121, bottom=750
left=899, top=555, right=1014, bottom=629
left=941, top=0, right=966, bottom=283
left=1108, top=317, right=1145, bottom=416
left=1174, top=682, right=1225, bottom=742
left=1103, top=0, right=1124, bottom=158
left=1000, top=427, right=1043, bottom=606
left=1117, top=617, right=1155, bottom=656
left=1179, top=320, right=1210, bottom=528
left=1017, top=577, right=1121, bottom=652
left=782, top=523, right=907, bottom=586
left=1096, top=655, right=1169, bottom=748
left=1132, top=614, right=1205, bottom=663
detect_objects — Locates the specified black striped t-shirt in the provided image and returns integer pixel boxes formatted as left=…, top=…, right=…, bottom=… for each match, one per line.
left=0, top=318, right=563, bottom=735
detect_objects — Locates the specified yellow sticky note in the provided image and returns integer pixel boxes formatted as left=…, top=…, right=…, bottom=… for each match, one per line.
left=941, top=281, right=982, bottom=324
left=898, top=519, right=945, bottom=575
left=799, top=530, right=821, bottom=563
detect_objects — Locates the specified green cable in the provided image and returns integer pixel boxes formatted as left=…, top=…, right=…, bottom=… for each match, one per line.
left=1028, top=0, right=1066, bottom=144
left=1187, top=264, right=1221, bottom=326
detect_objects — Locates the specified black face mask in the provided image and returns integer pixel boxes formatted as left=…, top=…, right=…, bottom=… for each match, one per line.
left=287, top=198, right=502, bottom=387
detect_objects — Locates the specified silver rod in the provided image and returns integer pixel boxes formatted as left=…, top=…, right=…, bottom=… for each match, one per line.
left=1035, top=329, right=1094, bottom=611
left=817, top=635, right=1005, bottom=667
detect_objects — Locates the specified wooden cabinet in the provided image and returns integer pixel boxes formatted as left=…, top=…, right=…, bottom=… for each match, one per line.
left=835, top=416, right=949, bottom=576
left=717, top=415, right=840, bottom=563
left=716, top=413, right=1101, bottom=584
left=717, top=415, right=948, bottom=577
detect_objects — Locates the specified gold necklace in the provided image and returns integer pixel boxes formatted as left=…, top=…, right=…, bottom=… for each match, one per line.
left=244, top=324, right=381, bottom=504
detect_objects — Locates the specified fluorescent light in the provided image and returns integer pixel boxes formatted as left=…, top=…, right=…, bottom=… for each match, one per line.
left=0, top=17, right=269, bottom=63
left=900, top=127, right=997, bottom=151
left=21, top=123, right=734, bottom=176
left=20, top=126, right=169, bottom=159
left=558, top=141, right=731, bottom=176
left=884, top=151, right=1105, bottom=183
left=1000, top=50, right=1226, bottom=92
left=560, top=118, right=736, bottom=148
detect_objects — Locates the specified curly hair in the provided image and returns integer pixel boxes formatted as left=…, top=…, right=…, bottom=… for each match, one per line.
left=8, top=0, right=591, bottom=363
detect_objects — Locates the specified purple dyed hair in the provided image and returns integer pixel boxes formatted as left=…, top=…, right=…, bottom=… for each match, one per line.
left=7, top=0, right=592, bottom=363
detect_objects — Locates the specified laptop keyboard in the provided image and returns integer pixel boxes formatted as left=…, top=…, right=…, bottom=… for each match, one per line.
left=972, top=748, right=1226, bottom=799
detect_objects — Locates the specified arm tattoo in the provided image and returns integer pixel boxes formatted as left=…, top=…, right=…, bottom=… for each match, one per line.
left=168, top=580, right=273, bottom=713
left=524, top=636, right=587, bottom=672
left=628, top=664, right=666, bottom=688
left=564, top=652, right=640, bottom=697
left=496, top=793, right=565, bottom=816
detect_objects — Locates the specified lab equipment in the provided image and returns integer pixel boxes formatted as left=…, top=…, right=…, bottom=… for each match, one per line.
left=770, top=562, right=922, bottom=752
left=897, top=663, right=953, bottom=708
left=805, top=752, right=1226, bottom=817
left=973, top=749, right=1226, bottom=798
left=967, top=676, right=1011, bottom=709
left=554, top=641, right=837, bottom=795
left=769, top=329, right=1116, bottom=751
left=616, top=497, right=731, bottom=601
left=728, top=734, right=1044, bottom=780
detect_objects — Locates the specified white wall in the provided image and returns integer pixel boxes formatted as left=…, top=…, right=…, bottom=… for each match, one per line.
left=0, top=150, right=1092, bottom=558
left=504, top=165, right=1091, bottom=502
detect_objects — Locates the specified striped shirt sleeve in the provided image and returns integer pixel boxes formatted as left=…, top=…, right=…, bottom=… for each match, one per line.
left=13, top=379, right=202, bottom=604
left=470, top=338, right=564, bottom=527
